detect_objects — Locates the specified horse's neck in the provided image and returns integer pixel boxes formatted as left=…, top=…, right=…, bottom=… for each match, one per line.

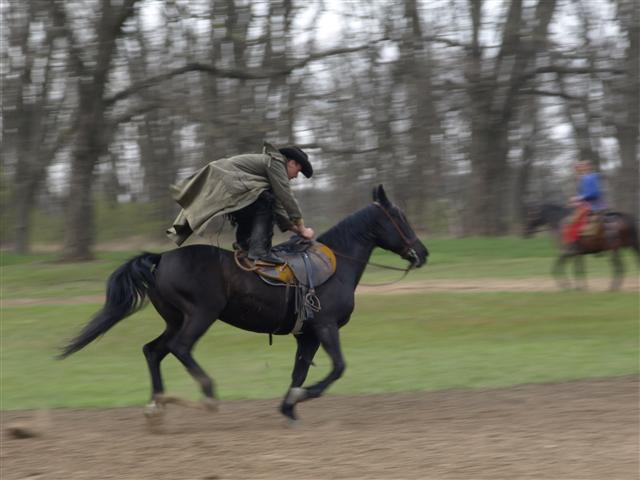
left=334, top=239, right=376, bottom=287
left=318, top=212, right=377, bottom=288
left=544, top=205, right=569, bottom=231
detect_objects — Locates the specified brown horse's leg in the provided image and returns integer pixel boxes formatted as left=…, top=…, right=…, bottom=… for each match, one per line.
left=280, top=332, right=320, bottom=421
left=609, top=249, right=624, bottom=291
left=553, top=253, right=572, bottom=290
left=573, top=255, right=587, bottom=290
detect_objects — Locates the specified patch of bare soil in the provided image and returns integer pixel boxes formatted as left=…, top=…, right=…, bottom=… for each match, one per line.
left=2, top=377, right=638, bottom=480
left=4, top=276, right=638, bottom=308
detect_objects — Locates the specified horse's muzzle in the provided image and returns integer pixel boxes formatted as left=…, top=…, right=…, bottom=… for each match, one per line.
left=405, top=247, right=427, bottom=268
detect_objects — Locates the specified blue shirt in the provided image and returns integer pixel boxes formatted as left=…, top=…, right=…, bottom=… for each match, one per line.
left=578, top=173, right=605, bottom=210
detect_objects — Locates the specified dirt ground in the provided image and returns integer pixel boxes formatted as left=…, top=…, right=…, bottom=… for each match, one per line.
left=4, top=276, right=639, bottom=307
left=356, top=276, right=640, bottom=294
left=2, top=376, right=638, bottom=480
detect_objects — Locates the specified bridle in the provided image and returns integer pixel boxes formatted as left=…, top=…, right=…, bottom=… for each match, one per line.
left=372, top=201, right=421, bottom=265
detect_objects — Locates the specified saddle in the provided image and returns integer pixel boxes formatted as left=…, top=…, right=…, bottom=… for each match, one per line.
left=235, top=238, right=336, bottom=286
left=234, top=238, right=337, bottom=335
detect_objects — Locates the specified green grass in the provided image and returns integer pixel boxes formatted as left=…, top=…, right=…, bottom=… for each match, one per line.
left=1, top=251, right=141, bottom=300
left=1, top=291, right=637, bottom=409
left=2, top=237, right=638, bottom=410
left=6, top=200, right=167, bottom=244
left=3, top=236, right=637, bottom=300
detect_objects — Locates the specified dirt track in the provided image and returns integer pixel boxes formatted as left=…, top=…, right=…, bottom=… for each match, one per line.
left=2, top=376, right=638, bottom=480
left=4, top=276, right=639, bottom=307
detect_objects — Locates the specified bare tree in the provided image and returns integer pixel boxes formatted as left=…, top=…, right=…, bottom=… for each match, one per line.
left=610, top=0, right=639, bottom=221
left=465, top=0, right=557, bottom=234
left=3, top=1, right=73, bottom=253
left=52, top=0, right=140, bottom=260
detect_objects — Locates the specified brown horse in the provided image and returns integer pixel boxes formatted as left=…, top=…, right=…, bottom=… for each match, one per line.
left=524, top=203, right=639, bottom=290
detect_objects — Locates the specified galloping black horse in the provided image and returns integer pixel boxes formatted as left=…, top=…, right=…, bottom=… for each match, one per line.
left=524, top=203, right=639, bottom=290
left=60, top=185, right=428, bottom=421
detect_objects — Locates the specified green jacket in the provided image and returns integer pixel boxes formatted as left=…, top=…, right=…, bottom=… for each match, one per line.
left=167, top=142, right=303, bottom=246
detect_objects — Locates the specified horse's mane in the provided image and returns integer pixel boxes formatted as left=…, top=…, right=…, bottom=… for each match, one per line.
left=317, top=204, right=377, bottom=250
left=540, top=203, right=569, bottom=215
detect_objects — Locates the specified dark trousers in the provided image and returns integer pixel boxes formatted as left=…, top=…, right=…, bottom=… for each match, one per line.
left=229, top=190, right=276, bottom=251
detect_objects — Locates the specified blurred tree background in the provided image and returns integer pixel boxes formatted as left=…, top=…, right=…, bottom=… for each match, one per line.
left=1, top=0, right=638, bottom=260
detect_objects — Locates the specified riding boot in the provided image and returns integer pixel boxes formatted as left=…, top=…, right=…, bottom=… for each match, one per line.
left=247, top=212, right=284, bottom=264
left=233, top=225, right=251, bottom=253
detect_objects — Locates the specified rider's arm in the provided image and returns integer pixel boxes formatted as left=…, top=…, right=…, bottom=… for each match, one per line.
left=265, top=156, right=304, bottom=222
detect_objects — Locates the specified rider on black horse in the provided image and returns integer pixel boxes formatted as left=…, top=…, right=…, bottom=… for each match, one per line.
left=166, top=142, right=315, bottom=264
left=563, top=159, right=606, bottom=252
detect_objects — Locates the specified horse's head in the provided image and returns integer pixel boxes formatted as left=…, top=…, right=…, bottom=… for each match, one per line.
left=370, top=185, right=428, bottom=268
left=523, top=203, right=551, bottom=238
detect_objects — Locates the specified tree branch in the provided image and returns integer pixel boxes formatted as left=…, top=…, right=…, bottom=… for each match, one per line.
left=520, top=65, right=626, bottom=83
left=105, top=40, right=387, bottom=106
left=421, top=35, right=471, bottom=50
left=520, top=89, right=582, bottom=100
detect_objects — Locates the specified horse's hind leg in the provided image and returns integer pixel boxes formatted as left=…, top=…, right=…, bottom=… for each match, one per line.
left=143, top=298, right=182, bottom=417
left=168, top=310, right=218, bottom=410
left=609, top=249, right=624, bottom=291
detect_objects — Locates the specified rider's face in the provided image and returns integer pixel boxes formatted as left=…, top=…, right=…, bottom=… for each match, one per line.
left=286, top=160, right=302, bottom=180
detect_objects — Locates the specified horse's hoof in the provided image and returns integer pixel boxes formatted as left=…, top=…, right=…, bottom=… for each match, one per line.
left=202, top=397, right=218, bottom=412
left=279, top=402, right=298, bottom=422
left=144, top=401, right=164, bottom=419
left=285, top=387, right=307, bottom=404
left=285, top=417, right=301, bottom=428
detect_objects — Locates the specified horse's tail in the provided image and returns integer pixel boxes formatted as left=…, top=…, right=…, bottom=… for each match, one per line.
left=628, top=217, right=640, bottom=265
left=58, top=252, right=161, bottom=359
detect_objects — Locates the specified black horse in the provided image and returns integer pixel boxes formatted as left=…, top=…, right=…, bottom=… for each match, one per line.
left=523, top=203, right=639, bottom=290
left=60, top=185, right=428, bottom=421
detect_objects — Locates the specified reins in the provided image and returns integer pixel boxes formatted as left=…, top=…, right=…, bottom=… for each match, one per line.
left=331, top=249, right=414, bottom=286
left=232, top=201, right=420, bottom=287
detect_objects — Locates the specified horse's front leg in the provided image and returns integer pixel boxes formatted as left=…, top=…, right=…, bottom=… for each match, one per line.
left=280, top=331, right=320, bottom=421
left=609, top=249, right=624, bottom=291
left=552, top=253, right=572, bottom=290
left=573, top=255, right=587, bottom=290
left=288, top=321, right=345, bottom=408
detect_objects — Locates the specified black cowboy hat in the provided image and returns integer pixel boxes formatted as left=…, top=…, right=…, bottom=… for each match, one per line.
left=279, top=146, right=313, bottom=178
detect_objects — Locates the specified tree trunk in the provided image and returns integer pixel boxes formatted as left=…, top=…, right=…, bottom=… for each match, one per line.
left=469, top=117, right=511, bottom=234
left=58, top=0, right=138, bottom=260
left=614, top=0, right=639, bottom=222
left=62, top=91, right=105, bottom=260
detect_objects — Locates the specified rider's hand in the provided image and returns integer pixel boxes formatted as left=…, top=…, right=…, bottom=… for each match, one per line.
left=568, top=196, right=580, bottom=207
left=300, top=226, right=315, bottom=240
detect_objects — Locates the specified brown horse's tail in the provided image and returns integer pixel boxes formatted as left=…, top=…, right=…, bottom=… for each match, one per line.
left=628, top=218, right=640, bottom=264
left=58, top=252, right=160, bottom=359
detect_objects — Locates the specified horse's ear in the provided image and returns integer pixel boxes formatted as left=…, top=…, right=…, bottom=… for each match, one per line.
left=373, top=184, right=391, bottom=207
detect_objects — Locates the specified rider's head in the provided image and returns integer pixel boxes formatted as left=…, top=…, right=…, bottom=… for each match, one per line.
left=279, top=146, right=313, bottom=180
left=575, top=159, right=593, bottom=175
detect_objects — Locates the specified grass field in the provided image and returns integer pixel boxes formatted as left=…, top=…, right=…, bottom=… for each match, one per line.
left=2, top=236, right=638, bottom=299
left=1, top=236, right=638, bottom=410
